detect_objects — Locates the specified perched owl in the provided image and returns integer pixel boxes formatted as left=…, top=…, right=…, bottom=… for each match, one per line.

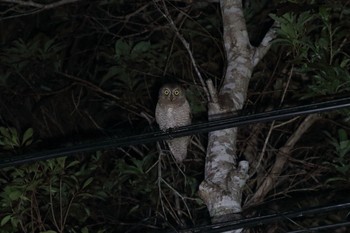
left=155, top=84, right=191, bottom=163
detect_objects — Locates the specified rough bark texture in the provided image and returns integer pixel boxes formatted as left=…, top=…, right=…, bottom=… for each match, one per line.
left=198, top=0, right=276, bottom=230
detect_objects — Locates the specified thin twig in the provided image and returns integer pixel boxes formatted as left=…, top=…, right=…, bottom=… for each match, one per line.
left=153, top=0, right=210, bottom=101
left=248, top=114, right=320, bottom=206
left=206, top=79, right=218, bottom=103
left=280, top=64, right=294, bottom=106
left=57, top=72, right=145, bottom=117
left=251, top=120, right=275, bottom=177
left=49, top=181, right=60, bottom=232
left=157, top=143, right=168, bottom=221
left=252, top=21, right=279, bottom=67
left=273, top=116, right=300, bottom=128
left=1, top=0, right=79, bottom=9
left=252, top=65, right=296, bottom=176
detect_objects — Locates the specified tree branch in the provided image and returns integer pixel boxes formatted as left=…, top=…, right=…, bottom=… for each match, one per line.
left=198, top=1, right=253, bottom=230
left=252, top=22, right=279, bottom=67
left=153, top=0, right=210, bottom=101
left=219, top=0, right=252, bottom=110
left=247, top=114, right=320, bottom=206
left=199, top=0, right=278, bottom=229
left=0, top=0, right=79, bottom=9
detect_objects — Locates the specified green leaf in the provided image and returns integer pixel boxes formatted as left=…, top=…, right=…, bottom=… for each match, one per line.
left=57, top=157, right=66, bottom=168
left=131, top=41, right=151, bottom=55
left=115, top=39, right=130, bottom=59
left=335, top=164, right=350, bottom=175
left=325, top=177, right=347, bottom=184
left=22, top=128, right=33, bottom=145
left=10, top=217, right=19, bottom=228
left=319, top=6, right=330, bottom=22
left=81, top=227, right=89, bottom=233
left=40, top=231, right=57, bottom=233
left=24, top=138, right=33, bottom=147
left=10, top=128, right=19, bottom=147
left=1, top=215, right=11, bottom=226
left=66, top=160, right=80, bottom=169
left=127, top=204, right=139, bottom=216
left=8, top=190, right=22, bottom=201
left=338, top=129, right=348, bottom=141
left=0, top=127, right=9, bottom=138
left=82, top=177, right=94, bottom=189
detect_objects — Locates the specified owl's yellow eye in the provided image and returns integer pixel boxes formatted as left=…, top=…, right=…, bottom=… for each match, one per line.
left=163, top=89, right=170, bottom=95
left=173, top=89, right=180, bottom=96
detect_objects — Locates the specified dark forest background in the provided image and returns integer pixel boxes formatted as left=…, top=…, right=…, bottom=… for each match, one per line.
left=0, top=0, right=349, bottom=232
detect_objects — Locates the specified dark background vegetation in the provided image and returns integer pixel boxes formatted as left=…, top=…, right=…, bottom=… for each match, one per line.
left=0, top=0, right=349, bottom=232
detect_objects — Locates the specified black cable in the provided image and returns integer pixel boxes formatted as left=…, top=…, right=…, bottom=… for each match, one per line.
left=175, top=202, right=350, bottom=232
left=287, top=221, right=350, bottom=233
left=1, top=97, right=350, bottom=168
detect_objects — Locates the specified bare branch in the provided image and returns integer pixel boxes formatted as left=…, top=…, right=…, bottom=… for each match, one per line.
left=252, top=22, right=279, bottom=67
left=247, top=114, right=320, bottom=206
left=0, top=0, right=79, bottom=9
left=206, top=79, right=218, bottom=104
left=153, top=0, right=210, bottom=101
left=57, top=72, right=147, bottom=118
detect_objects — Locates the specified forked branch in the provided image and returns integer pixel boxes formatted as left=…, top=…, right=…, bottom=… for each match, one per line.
left=247, top=114, right=320, bottom=206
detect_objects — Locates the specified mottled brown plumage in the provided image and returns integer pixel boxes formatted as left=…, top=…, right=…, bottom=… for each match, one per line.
left=155, top=84, right=191, bottom=163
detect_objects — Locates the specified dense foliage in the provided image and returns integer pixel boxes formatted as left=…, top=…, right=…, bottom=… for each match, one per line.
left=0, top=0, right=349, bottom=232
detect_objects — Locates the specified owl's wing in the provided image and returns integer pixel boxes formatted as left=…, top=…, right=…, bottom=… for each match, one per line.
left=155, top=103, right=168, bottom=131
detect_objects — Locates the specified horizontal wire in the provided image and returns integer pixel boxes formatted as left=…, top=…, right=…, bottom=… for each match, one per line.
left=175, top=202, right=350, bottom=232
left=287, top=221, right=350, bottom=233
left=1, top=96, right=350, bottom=168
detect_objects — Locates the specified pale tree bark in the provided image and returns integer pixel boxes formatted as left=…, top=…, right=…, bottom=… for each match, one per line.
left=198, top=0, right=277, bottom=230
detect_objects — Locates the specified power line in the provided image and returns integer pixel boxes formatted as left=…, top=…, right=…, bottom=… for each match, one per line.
left=1, top=97, right=350, bottom=168
left=173, top=202, right=350, bottom=232
left=287, top=221, right=350, bottom=233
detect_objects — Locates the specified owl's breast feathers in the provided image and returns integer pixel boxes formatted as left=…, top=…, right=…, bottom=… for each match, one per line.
left=155, top=100, right=191, bottom=131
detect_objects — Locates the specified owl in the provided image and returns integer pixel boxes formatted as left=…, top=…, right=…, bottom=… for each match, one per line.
left=155, top=83, right=191, bottom=163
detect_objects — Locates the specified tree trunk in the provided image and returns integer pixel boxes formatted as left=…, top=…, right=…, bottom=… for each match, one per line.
left=198, top=0, right=276, bottom=230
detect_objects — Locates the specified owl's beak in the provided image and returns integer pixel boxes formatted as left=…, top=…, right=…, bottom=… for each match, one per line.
left=170, top=95, right=173, bottom=101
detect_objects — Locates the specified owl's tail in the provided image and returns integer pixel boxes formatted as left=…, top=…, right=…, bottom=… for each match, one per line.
left=166, top=136, right=190, bottom=163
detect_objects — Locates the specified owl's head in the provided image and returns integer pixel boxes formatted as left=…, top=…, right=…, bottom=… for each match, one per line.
left=158, top=84, right=186, bottom=103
